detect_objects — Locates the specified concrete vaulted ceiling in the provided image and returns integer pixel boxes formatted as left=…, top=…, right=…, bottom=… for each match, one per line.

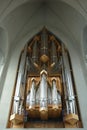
left=0, top=0, right=86, bottom=59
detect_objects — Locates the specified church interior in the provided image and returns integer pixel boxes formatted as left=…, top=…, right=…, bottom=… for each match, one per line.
left=0, top=0, right=87, bottom=129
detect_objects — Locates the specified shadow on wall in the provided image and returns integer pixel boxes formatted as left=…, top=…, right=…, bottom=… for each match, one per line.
left=0, top=27, right=8, bottom=99
left=83, top=26, right=87, bottom=64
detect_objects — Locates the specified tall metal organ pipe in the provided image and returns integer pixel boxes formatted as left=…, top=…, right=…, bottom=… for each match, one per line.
left=52, top=78, right=61, bottom=109
left=62, top=44, right=77, bottom=115
left=13, top=46, right=27, bottom=115
left=51, top=41, right=58, bottom=66
left=29, top=78, right=36, bottom=110
left=52, top=78, right=58, bottom=107
left=40, top=70, right=48, bottom=113
left=40, top=28, right=49, bottom=63
left=32, top=40, right=38, bottom=67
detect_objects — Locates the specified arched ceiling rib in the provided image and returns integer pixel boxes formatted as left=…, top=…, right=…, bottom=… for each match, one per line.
left=1, top=2, right=43, bottom=46
left=0, top=0, right=44, bottom=22
left=0, top=0, right=87, bottom=22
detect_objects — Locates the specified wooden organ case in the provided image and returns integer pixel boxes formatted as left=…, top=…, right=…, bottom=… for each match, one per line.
left=8, top=28, right=82, bottom=128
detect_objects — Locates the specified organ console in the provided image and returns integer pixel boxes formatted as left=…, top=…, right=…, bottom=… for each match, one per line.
left=9, top=27, right=82, bottom=128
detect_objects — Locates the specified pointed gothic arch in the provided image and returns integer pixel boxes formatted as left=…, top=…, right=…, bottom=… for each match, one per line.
left=8, top=27, right=82, bottom=128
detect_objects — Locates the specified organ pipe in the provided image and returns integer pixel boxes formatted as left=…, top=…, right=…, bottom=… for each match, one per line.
left=32, top=40, right=38, bottom=67
left=51, top=41, right=58, bottom=66
left=52, top=78, right=58, bottom=107
left=29, top=78, right=36, bottom=110
left=62, top=44, right=77, bottom=115
left=40, top=28, right=49, bottom=63
left=26, top=91, right=30, bottom=106
left=39, top=70, right=48, bottom=119
left=13, top=45, right=27, bottom=115
left=57, top=91, right=61, bottom=105
left=52, top=78, right=61, bottom=109
left=36, top=86, right=40, bottom=105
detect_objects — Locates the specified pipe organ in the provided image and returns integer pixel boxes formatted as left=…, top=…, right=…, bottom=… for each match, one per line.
left=9, top=28, right=82, bottom=128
